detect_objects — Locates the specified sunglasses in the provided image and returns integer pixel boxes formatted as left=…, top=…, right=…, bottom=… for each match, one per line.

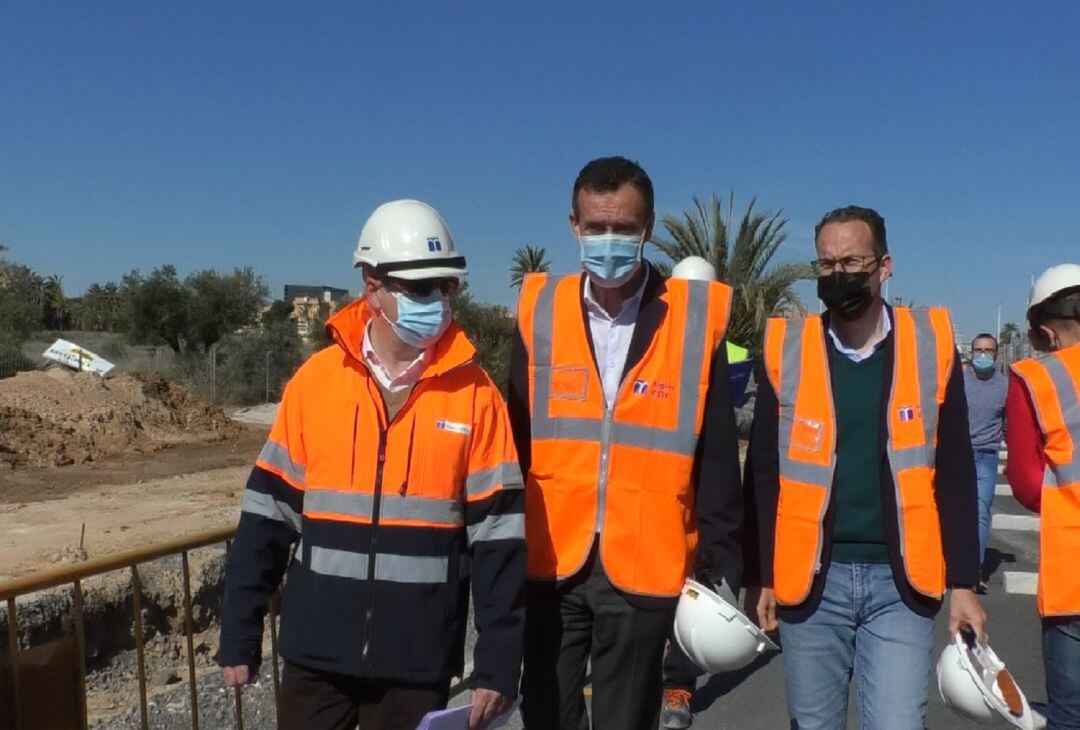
left=381, top=277, right=455, bottom=297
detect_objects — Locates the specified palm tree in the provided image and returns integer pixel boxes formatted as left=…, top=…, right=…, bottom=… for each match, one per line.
left=510, top=245, right=552, bottom=289
left=999, top=322, right=1022, bottom=369
left=652, top=193, right=813, bottom=353
left=41, top=274, right=67, bottom=330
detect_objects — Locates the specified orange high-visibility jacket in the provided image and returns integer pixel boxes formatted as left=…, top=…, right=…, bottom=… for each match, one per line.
left=517, top=272, right=731, bottom=597
left=1010, top=342, right=1080, bottom=617
left=220, top=298, right=526, bottom=695
left=763, top=307, right=955, bottom=605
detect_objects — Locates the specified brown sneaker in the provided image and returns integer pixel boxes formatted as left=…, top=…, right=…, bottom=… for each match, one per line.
left=661, top=687, right=693, bottom=729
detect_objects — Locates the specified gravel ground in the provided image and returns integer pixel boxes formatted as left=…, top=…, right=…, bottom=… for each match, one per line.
left=88, top=617, right=494, bottom=729
left=91, top=659, right=280, bottom=730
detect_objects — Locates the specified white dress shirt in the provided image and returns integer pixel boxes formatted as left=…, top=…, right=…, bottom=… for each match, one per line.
left=361, top=322, right=431, bottom=393
left=827, top=305, right=892, bottom=363
left=583, top=267, right=649, bottom=407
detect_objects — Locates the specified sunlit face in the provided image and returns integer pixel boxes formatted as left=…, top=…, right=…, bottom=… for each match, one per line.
left=570, top=183, right=654, bottom=240
left=971, top=336, right=998, bottom=362
left=815, top=220, right=892, bottom=298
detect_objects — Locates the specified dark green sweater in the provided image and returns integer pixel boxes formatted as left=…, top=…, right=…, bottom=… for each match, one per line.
left=830, top=345, right=889, bottom=564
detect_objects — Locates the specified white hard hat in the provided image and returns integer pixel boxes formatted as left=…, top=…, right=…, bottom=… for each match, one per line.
left=673, top=579, right=779, bottom=673
left=670, top=256, right=717, bottom=282
left=1027, top=263, right=1080, bottom=314
left=353, top=199, right=468, bottom=281
left=936, top=629, right=1034, bottom=728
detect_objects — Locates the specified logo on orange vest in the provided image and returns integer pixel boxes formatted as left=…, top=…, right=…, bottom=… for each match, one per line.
left=898, top=406, right=917, bottom=422
left=436, top=419, right=471, bottom=435
left=632, top=379, right=674, bottom=399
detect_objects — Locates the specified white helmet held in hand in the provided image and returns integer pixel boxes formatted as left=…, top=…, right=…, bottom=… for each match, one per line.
left=937, top=628, right=1035, bottom=728
left=670, top=256, right=717, bottom=282
left=673, top=579, right=779, bottom=673
left=353, top=199, right=468, bottom=281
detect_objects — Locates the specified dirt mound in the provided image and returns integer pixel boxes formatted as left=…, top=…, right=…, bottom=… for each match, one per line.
left=0, top=370, right=242, bottom=468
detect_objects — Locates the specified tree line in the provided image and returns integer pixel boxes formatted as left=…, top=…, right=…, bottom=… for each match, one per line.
left=1, top=191, right=813, bottom=393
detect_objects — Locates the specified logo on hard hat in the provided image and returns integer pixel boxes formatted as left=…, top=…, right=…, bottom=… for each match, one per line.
left=427, top=237, right=443, bottom=252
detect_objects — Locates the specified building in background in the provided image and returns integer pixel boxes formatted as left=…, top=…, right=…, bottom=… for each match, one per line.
left=283, top=285, right=353, bottom=341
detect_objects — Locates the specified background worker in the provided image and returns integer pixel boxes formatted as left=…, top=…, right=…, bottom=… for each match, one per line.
left=1005, top=263, right=1080, bottom=730
left=963, top=332, right=1008, bottom=590
left=747, top=205, right=985, bottom=729
left=660, top=256, right=755, bottom=730
left=218, top=200, right=526, bottom=730
left=509, top=157, right=744, bottom=730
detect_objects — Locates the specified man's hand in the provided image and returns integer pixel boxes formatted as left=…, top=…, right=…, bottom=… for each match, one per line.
left=469, top=688, right=513, bottom=730
left=948, top=588, right=986, bottom=640
left=221, top=665, right=256, bottom=687
left=746, top=586, right=778, bottom=632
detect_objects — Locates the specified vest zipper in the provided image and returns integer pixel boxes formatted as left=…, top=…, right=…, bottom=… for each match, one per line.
left=359, top=381, right=424, bottom=671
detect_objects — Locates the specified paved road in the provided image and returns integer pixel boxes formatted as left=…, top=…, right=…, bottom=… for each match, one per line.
left=680, top=448, right=1047, bottom=729
left=478, top=448, right=1048, bottom=730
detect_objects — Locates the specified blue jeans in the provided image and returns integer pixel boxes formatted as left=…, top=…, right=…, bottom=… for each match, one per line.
left=1044, top=617, right=1080, bottom=729
left=974, top=449, right=999, bottom=565
left=778, top=563, right=935, bottom=730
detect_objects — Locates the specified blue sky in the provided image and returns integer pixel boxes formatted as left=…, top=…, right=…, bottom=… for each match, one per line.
left=2, top=1, right=1078, bottom=339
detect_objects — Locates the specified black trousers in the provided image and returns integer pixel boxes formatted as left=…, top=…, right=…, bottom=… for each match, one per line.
left=521, top=550, right=675, bottom=730
left=277, top=660, right=449, bottom=730
left=662, top=640, right=702, bottom=691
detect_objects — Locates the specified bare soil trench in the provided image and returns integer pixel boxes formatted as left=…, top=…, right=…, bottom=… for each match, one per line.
left=0, top=427, right=266, bottom=581
left=1, top=425, right=270, bottom=724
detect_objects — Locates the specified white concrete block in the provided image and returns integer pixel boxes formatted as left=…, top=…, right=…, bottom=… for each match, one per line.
left=993, top=514, right=1040, bottom=532
left=1003, top=571, right=1038, bottom=596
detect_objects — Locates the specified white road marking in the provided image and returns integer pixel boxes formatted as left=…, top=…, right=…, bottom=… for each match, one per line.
left=993, top=514, right=1040, bottom=531
left=995, top=484, right=1013, bottom=497
left=1004, top=571, right=1038, bottom=596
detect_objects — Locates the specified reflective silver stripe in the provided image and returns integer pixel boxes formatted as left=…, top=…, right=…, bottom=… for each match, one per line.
left=294, top=539, right=303, bottom=563
left=375, top=553, right=450, bottom=583
left=465, top=462, right=524, bottom=498
left=1041, top=354, right=1080, bottom=488
left=310, top=546, right=367, bottom=579
left=890, top=445, right=934, bottom=472
left=885, top=309, right=944, bottom=576
left=241, top=490, right=302, bottom=533
left=309, top=547, right=451, bottom=584
left=531, top=415, right=603, bottom=442
left=774, top=317, right=834, bottom=580
left=530, top=276, right=559, bottom=428
left=467, top=512, right=526, bottom=544
left=781, top=458, right=833, bottom=486
left=912, top=310, right=943, bottom=449
left=775, top=318, right=835, bottom=485
left=257, top=440, right=306, bottom=486
left=304, top=490, right=463, bottom=526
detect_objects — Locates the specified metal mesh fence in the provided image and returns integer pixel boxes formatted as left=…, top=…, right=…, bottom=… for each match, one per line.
left=0, top=342, right=302, bottom=407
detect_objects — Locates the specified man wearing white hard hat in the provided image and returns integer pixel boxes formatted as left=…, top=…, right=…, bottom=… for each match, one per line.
left=1005, top=263, right=1080, bottom=729
left=218, top=200, right=526, bottom=730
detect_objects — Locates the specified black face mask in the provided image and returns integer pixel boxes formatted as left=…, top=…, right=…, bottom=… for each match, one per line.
left=817, top=272, right=875, bottom=321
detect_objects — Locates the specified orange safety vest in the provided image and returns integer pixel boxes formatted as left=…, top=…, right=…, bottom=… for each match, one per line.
left=763, top=307, right=955, bottom=605
left=1010, top=342, right=1080, bottom=617
left=517, top=272, right=731, bottom=597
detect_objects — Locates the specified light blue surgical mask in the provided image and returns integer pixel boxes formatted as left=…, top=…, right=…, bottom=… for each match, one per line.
left=972, top=353, right=996, bottom=373
left=579, top=232, right=645, bottom=288
left=385, top=291, right=451, bottom=348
